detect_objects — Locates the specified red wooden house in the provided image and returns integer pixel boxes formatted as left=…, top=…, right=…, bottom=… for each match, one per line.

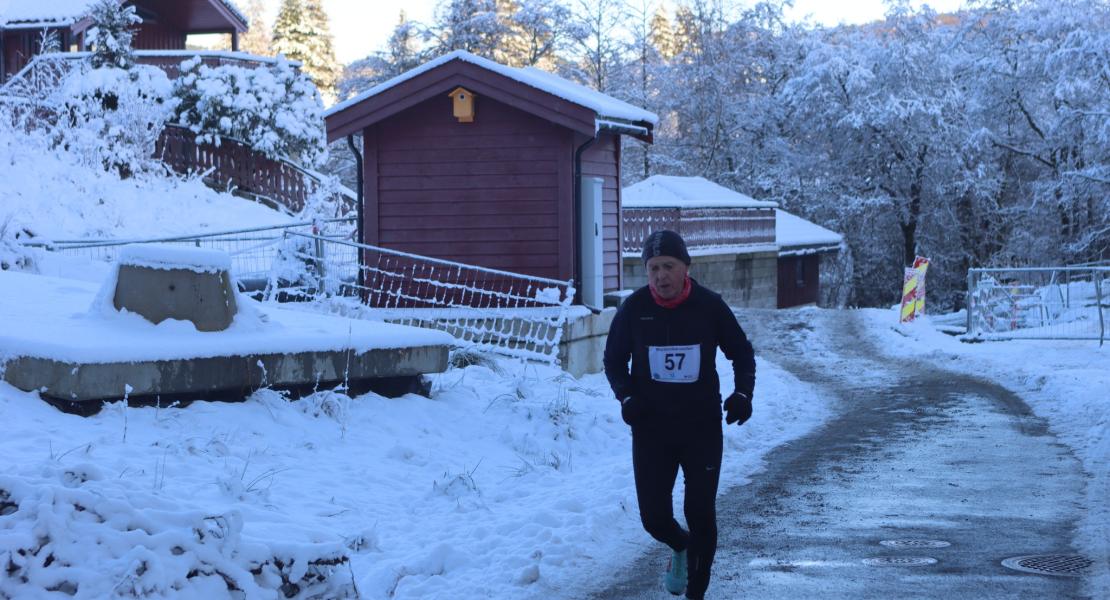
left=0, top=0, right=248, bottom=82
left=775, top=209, right=843, bottom=308
left=324, top=51, right=657, bottom=306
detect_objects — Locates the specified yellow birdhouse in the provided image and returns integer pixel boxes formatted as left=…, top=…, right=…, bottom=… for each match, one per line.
left=449, top=87, right=475, bottom=123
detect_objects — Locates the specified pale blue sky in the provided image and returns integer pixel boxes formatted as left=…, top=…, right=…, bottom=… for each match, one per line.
left=257, top=1, right=965, bottom=64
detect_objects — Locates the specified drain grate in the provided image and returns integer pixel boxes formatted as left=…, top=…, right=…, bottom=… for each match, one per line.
left=863, top=557, right=938, bottom=567
left=880, top=539, right=951, bottom=549
left=1001, top=555, right=1093, bottom=577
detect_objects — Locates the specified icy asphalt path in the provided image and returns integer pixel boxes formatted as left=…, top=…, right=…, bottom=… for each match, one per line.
left=590, top=308, right=1089, bottom=599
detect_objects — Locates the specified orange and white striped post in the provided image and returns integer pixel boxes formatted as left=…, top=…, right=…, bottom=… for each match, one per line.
left=900, top=256, right=930, bottom=323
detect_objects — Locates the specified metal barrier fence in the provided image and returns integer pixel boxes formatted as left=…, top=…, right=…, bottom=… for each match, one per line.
left=30, top=221, right=576, bottom=364
left=966, top=267, right=1108, bottom=343
left=30, top=219, right=357, bottom=284
left=275, top=232, right=576, bottom=364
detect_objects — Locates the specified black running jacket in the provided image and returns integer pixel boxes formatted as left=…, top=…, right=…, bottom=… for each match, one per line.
left=603, top=280, right=756, bottom=422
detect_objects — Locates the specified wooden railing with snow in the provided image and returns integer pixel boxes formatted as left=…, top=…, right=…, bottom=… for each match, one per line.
left=622, top=206, right=776, bottom=253
left=156, top=125, right=317, bottom=214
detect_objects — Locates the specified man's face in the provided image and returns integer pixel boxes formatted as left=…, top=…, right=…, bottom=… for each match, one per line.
left=647, top=255, right=689, bottom=300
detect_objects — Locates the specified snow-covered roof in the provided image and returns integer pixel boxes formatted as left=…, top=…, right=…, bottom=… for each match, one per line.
left=0, top=0, right=96, bottom=27
left=622, top=175, right=778, bottom=209
left=0, top=0, right=247, bottom=29
left=326, top=50, right=657, bottom=126
left=776, top=209, right=843, bottom=253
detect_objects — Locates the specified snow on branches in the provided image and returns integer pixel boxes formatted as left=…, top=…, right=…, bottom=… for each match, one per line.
left=57, top=65, right=177, bottom=177
left=172, top=57, right=328, bottom=169
left=0, top=473, right=357, bottom=598
left=87, top=0, right=142, bottom=70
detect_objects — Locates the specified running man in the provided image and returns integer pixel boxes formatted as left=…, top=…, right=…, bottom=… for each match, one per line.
left=603, top=229, right=756, bottom=599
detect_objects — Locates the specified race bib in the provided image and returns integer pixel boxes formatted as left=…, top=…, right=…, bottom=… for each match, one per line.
left=648, top=345, right=701, bottom=383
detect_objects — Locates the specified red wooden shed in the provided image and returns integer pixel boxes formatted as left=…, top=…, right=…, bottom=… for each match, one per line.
left=0, top=0, right=248, bottom=82
left=324, top=51, right=656, bottom=306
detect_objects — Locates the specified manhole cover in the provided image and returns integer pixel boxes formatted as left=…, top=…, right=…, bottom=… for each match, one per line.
left=880, top=539, right=951, bottom=549
left=863, top=557, right=938, bottom=567
left=1001, top=555, right=1093, bottom=577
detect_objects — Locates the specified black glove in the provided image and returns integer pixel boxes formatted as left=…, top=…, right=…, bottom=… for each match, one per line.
left=724, top=392, right=752, bottom=426
left=620, top=396, right=646, bottom=426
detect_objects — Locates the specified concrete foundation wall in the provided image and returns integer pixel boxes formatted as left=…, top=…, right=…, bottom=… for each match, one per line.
left=2, top=345, right=449, bottom=408
left=557, top=309, right=615, bottom=378
left=623, top=250, right=778, bottom=309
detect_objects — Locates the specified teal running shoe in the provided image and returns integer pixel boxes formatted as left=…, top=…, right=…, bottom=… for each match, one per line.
left=663, top=548, right=687, bottom=596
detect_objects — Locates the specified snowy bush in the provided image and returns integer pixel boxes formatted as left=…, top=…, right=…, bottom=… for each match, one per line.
left=173, top=57, right=327, bottom=168
left=0, top=217, right=35, bottom=272
left=56, top=64, right=176, bottom=176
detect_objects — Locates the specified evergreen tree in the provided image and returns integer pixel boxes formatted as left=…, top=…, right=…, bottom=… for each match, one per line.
left=272, top=0, right=340, bottom=99
left=650, top=5, right=676, bottom=60
left=386, top=11, right=424, bottom=72
left=87, top=0, right=141, bottom=69
left=239, top=0, right=273, bottom=57
left=304, top=0, right=341, bottom=97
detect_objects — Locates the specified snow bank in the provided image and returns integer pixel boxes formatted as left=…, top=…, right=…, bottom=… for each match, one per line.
left=0, top=330, right=831, bottom=599
left=0, top=124, right=291, bottom=242
left=0, top=471, right=356, bottom=599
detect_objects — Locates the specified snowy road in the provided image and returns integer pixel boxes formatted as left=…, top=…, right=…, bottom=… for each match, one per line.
left=590, top=308, right=1091, bottom=599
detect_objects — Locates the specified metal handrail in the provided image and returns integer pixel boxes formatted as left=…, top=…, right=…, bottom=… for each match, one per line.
left=23, top=218, right=357, bottom=250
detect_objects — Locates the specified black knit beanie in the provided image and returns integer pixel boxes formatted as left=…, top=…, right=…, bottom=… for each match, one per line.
left=641, top=230, right=691, bottom=265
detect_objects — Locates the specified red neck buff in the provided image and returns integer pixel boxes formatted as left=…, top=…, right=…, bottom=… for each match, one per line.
left=650, top=276, right=692, bottom=309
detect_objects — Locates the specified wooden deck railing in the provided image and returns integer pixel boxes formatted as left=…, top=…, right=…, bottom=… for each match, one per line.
left=2, top=51, right=293, bottom=90
left=134, top=51, right=298, bottom=78
left=156, top=125, right=314, bottom=213
left=622, top=207, right=776, bottom=253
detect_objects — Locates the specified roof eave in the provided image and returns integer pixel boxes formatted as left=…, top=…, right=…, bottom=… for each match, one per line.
left=596, top=117, right=653, bottom=143
left=778, top=243, right=843, bottom=256
left=208, top=0, right=249, bottom=33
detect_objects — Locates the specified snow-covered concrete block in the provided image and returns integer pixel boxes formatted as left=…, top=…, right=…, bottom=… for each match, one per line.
left=113, top=245, right=238, bottom=332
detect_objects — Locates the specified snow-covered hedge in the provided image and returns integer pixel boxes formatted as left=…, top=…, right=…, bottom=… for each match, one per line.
left=173, top=57, right=327, bottom=168
left=57, top=65, right=177, bottom=176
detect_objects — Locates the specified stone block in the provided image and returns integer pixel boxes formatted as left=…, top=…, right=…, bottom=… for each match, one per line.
left=113, top=246, right=238, bottom=332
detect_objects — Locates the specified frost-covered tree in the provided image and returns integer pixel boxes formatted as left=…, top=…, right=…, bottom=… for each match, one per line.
left=272, top=0, right=340, bottom=99
left=385, top=11, right=425, bottom=72
left=503, top=0, right=582, bottom=67
left=566, top=0, right=627, bottom=91
left=431, top=0, right=509, bottom=58
left=780, top=7, right=969, bottom=304
left=239, top=0, right=273, bottom=57
left=337, top=12, right=426, bottom=102
left=303, top=0, right=341, bottom=97
left=959, top=0, right=1110, bottom=266
left=618, top=0, right=669, bottom=182
left=87, top=0, right=141, bottom=69
left=36, top=28, right=62, bottom=55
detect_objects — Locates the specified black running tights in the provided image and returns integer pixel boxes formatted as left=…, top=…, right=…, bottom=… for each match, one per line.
left=632, top=419, right=723, bottom=599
